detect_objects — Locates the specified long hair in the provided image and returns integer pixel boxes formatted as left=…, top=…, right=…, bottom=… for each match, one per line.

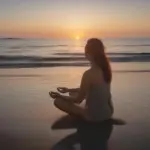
left=85, top=38, right=112, bottom=83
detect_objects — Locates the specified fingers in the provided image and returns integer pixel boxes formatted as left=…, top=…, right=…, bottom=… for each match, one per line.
left=49, top=87, right=68, bottom=100
left=57, top=87, right=64, bottom=92
left=57, top=87, right=68, bottom=93
left=49, top=92, right=60, bottom=99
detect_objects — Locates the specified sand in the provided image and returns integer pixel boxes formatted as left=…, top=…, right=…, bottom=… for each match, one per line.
left=0, top=67, right=150, bottom=150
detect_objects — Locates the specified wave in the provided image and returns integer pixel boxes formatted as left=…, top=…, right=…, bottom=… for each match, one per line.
left=0, top=38, right=23, bottom=40
left=0, top=52, right=150, bottom=68
left=0, top=53, right=150, bottom=61
left=0, top=54, right=150, bottom=62
left=0, top=75, right=43, bottom=77
left=0, top=62, right=89, bottom=68
left=8, top=45, right=83, bottom=50
left=0, top=55, right=85, bottom=61
left=7, top=44, right=150, bottom=49
left=112, top=44, right=150, bottom=47
left=10, top=45, right=71, bottom=49
left=55, top=52, right=150, bottom=56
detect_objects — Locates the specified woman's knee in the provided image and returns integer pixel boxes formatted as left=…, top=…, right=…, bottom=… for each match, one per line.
left=54, top=98, right=62, bottom=108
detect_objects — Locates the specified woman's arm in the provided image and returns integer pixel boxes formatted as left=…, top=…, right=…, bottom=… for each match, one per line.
left=60, top=71, right=90, bottom=104
left=57, top=87, right=79, bottom=93
left=68, top=88, right=80, bottom=93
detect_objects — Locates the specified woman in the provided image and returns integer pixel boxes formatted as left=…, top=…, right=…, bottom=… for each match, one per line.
left=49, top=38, right=114, bottom=122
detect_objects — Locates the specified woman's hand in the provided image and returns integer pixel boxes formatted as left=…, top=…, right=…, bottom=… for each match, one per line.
left=49, top=91, right=61, bottom=99
left=57, top=87, right=69, bottom=93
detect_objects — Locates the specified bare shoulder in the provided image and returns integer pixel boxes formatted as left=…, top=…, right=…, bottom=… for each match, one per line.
left=90, top=67, right=103, bottom=75
left=82, top=69, right=91, bottom=79
left=83, top=68, right=91, bottom=75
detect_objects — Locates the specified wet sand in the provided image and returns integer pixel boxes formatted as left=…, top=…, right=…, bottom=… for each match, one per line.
left=0, top=67, right=150, bottom=150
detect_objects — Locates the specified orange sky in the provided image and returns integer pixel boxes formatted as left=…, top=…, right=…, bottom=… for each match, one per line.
left=0, top=0, right=150, bottom=38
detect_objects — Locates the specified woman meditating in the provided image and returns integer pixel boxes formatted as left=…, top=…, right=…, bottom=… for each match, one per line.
left=49, top=38, right=114, bottom=122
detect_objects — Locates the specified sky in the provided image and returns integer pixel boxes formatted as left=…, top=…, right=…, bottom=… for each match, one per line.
left=0, top=0, right=150, bottom=39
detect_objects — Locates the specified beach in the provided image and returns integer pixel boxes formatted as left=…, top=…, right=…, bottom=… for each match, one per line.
left=0, top=0, right=150, bottom=148
left=0, top=67, right=150, bottom=150
left=0, top=38, right=150, bottom=149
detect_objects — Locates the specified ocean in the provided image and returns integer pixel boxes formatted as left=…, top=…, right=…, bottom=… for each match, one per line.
left=0, top=37, right=150, bottom=69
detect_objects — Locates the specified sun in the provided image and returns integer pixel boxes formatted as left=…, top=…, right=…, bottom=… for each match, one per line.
left=75, top=35, right=80, bottom=40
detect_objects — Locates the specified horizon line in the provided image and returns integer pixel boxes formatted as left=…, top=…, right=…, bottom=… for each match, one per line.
left=0, top=36, right=150, bottom=40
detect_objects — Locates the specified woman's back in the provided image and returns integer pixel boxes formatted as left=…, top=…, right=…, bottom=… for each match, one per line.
left=86, top=68, right=114, bottom=121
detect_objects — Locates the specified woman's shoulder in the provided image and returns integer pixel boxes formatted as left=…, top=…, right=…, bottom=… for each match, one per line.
left=82, top=69, right=93, bottom=81
left=84, top=68, right=102, bottom=74
left=89, top=67, right=103, bottom=76
left=83, top=68, right=102, bottom=79
left=83, top=69, right=91, bottom=77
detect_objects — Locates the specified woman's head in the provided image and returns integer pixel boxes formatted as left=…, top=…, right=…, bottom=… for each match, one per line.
left=85, top=38, right=112, bottom=83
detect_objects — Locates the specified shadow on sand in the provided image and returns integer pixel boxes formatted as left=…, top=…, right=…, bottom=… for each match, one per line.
left=51, top=115, right=120, bottom=150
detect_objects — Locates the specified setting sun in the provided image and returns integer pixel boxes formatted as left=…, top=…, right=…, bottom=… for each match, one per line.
left=75, top=36, right=80, bottom=40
